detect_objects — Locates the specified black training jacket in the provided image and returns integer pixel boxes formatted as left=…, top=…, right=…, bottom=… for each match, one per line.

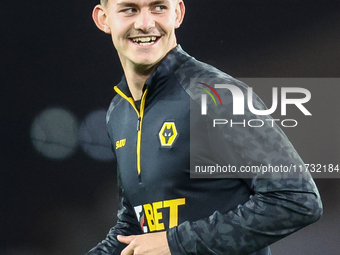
left=87, top=45, right=322, bottom=255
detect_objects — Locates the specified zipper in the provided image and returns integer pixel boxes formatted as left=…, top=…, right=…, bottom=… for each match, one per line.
left=114, top=86, right=148, bottom=183
left=137, top=117, right=141, bottom=131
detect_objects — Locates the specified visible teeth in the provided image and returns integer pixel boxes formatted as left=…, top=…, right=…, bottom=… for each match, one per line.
left=139, top=42, right=153, bottom=46
left=132, top=37, right=157, bottom=44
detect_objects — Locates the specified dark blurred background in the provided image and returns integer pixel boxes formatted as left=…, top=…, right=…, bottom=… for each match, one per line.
left=1, top=0, right=340, bottom=254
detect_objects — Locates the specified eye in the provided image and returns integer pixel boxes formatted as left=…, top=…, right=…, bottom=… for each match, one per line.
left=125, top=8, right=137, bottom=14
left=119, top=7, right=138, bottom=15
left=153, top=5, right=166, bottom=12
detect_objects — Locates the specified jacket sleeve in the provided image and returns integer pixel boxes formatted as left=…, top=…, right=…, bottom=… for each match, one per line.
left=167, top=79, right=323, bottom=254
left=167, top=175, right=322, bottom=255
left=86, top=171, right=143, bottom=255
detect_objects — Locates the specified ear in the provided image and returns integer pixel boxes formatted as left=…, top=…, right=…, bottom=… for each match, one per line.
left=174, top=0, right=186, bottom=29
left=92, top=4, right=111, bottom=34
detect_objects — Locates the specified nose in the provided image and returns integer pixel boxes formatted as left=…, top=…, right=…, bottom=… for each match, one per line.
left=134, top=9, right=155, bottom=32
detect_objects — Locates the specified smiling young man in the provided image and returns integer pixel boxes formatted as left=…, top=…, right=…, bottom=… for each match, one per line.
left=92, top=0, right=184, bottom=100
left=87, top=0, right=322, bottom=254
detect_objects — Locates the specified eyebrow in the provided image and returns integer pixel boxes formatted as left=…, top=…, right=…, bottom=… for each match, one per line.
left=150, top=0, right=170, bottom=5
left=116, top=1, right=137, bottom=7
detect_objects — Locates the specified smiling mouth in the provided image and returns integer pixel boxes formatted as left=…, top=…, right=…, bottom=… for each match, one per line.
left=130, top=36, right=159, bottom=46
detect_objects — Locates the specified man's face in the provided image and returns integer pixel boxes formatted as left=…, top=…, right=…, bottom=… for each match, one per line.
left=97, top=0, right=185, bottom=69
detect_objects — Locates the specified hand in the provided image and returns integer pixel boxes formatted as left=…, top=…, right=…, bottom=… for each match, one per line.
left=118, top=231, right=171, bottom=255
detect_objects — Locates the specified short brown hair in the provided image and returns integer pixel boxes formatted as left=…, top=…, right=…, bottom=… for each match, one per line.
left=100, top=0, right=108, bottom=6
left=101, top=0, right=181, bottom=6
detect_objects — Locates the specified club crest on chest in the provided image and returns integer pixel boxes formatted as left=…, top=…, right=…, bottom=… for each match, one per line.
left=159, top=122, right=178, bottom=148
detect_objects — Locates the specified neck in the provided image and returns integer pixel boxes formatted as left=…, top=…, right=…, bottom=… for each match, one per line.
left=118, top=44, right=177, bottom=100
left=122, top=63, right=156, bottom=100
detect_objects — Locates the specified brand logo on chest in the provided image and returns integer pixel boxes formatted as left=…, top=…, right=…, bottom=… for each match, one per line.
left=116, top=138, right=126, bottom=149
